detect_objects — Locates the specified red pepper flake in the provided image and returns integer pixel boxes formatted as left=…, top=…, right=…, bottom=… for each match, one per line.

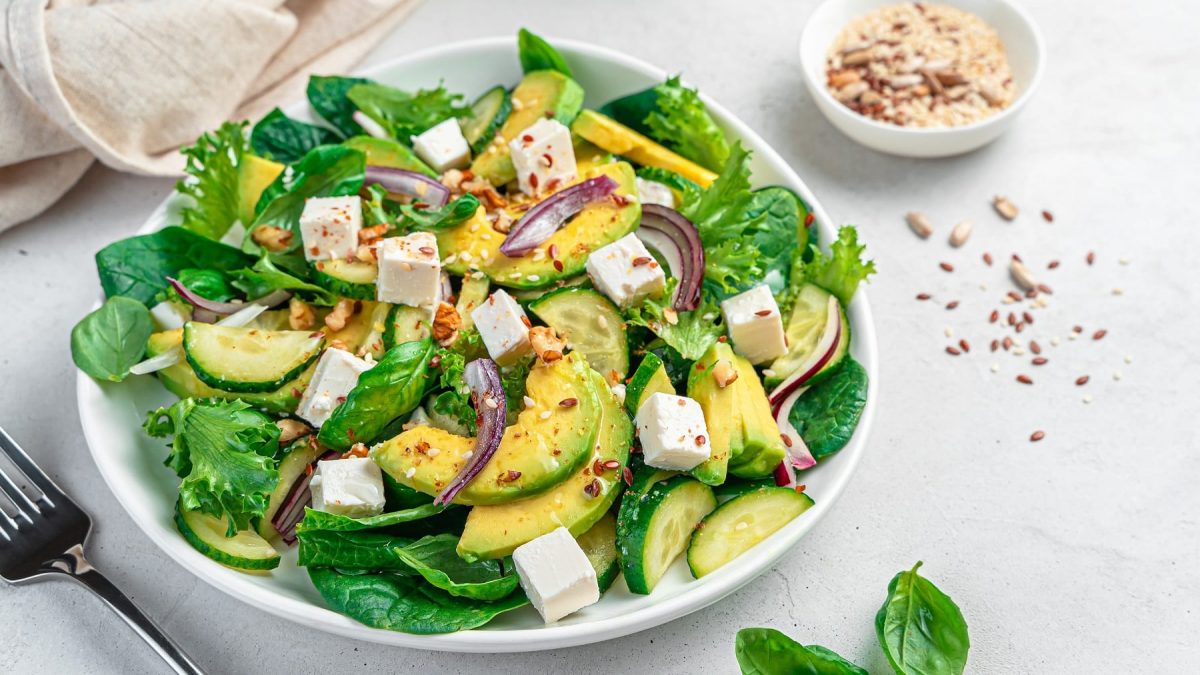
left=989, top=310, right=999, bottom=323
left=946, top=346, right=961, bottom=356
left=983, top=252, right=994, bottom=266
left=499, top=470, right=522, bottom=483
left=559, top=397, right=579, bottom=408
left=916, top=293, right=932, bottom=301
left=622, top=466, right=634, bottom=485
left=1047, top=260, right=1060, bottom=269
left=794, top=483, right=807, bottom=493
left=430, top=355, right=442, bottom=368
left=1032, top=357, right=1048, bottom=366
left=520, top=315, right=532, bottom=328
left=292, top=387, right=302, bottom=398
left=1041, top=210, right=1054, bottom=223
left=804, top=212, right=815, bottom=227
left=781, top=433, right=793, bottom=448
left=695, top=362, right=706, bottom=371
left=528, top=173, right=539, bottom=190
left=717, top=334, right=728, bottom=343
left=521, top=134, right=533, bottom=143
left=1016, top=374, right=1033, bottom=385
left=1087, top=251, right=1095, bottom=265
left=1093, top=329, right=1107, bottom=340
left=1030, top=430, right=1046, bottom=442
left=1011, top=253, right=1023, bottom=262
left=946, top=300, right=959, bottom=310
left=336, top=395, right=347, bottom=403
left=542, top=153, right=554, bottom=167
left=632, top=256, right=652, bottom=267
left=305, top=463, right=314, bottom=476
left=959, top=339, right=970, bottom=353
left=1076, top=375, right=1090, bottom=386
left=939, top=262, right=955, bottom=272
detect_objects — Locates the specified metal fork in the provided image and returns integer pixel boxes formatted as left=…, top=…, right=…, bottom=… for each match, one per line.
left=0, top=426, right=205, bottom=674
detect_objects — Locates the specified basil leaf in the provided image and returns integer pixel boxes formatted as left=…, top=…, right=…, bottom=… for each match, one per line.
left=307, top=567, right=528, bottom=634
left=297, top=529, right=416, bottom=571
left=393, top=534, right=519, bottom=601
left=70, top=296, right=153, bottom=382
left=735, top=628, right=867, bottom=675
left=318, top=338, right=436, bottom=451
left=250, top=108, right=341, bottom=164
left=876, top=562, right=970, bottom=675
left=398, top=193, right=480, bottom=231
left=173, top=268, right=234, bottom=302
left=307, top=75, right=371, bottom=138
left=787, top=358, right=868, bottom=459
left=95, top=226, right=253, bottom=306
left=517, top=28, right=573, bottom=77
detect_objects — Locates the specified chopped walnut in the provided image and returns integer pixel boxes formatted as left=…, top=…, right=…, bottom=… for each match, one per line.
left=432, top=302, right=462, bottom=346
left=324, top=298, right=357, bottom=332
left=288, top=298, right=315, bottom=330
left=529, top=326, right=566, bottom=363
left=462, top=175, right=507, bottom=210
left=440, top=168, right=467, bottom=192
left=490, top=209, right=514, bottom=234
left=342, top=443, right=369, bottom=459
left=328, top=338, right=350, bottom=352
left=276, top=418, right=311, bottom=445
left=711, top=359, right=739, bottom=388
left=358, top=224, right=388, bottom=244
left=251, top=225, right=292, bottom=252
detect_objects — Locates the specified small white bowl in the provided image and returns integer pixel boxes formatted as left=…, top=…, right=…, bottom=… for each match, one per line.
left=799, top=0, right=1044, bottom=157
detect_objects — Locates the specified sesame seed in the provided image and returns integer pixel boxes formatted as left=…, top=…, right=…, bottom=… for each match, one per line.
left=990, top=364, right=1000, bottom=373
left=1113, top=371, right=1122, bottom=381
left=405, top=467, right=416, bottom=479
left=528, top=274, right=540, bottom=282
left=539, top=410, right=552, bottom=420
left=944, top=326, right=954, bottom=338
left=427, top=448, right=440, bottom=457
left=1119, top=258, right=1130, bottom=265
left=523, top=395, right=536, bottom=408
left=1124, top=355, right=1132, bottom=364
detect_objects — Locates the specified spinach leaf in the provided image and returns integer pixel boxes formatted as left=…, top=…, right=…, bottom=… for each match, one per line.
left=250, top=108, right=341, bottom=164
left=735, top=627, right=868, bottom=675
left=398, top=193, right=480, bottom=231
left=231, top=255, right=336, bottom=306
left=175, top=122, right=247, bottom=240
left=173, top=268, right=234, bottom=302
left=787, top=358, right=867, bottom=459
left=517, top=28, right=573, bottom=77
left=876, top=562, right=970, bottom=675
left=297, top=528, right=415, bottom=571
left=348, top=83, right=468, bottom=141
left=307, top=75, right=371, bottom=138
left=625, top=279, right=723, bottom=361
left=95, top=226, right=254, bottom=305
left=394, top=535, right=519, bottom=601
left=318, top=338, right=436, bottom=451
left=382, top=472, right=434, bottom=510
left=247, top=145, right=365, bottom=255
left=71, top=297, right=153, bottom=382
left=795, top=226, right=876, bottom=307
left=297, top=503, right=447, bottom=533
left=745, top=187, right=807, bottom=293
left=308, top=567, right=528, bottom=634
left=143, top=398, right=280, bottom=534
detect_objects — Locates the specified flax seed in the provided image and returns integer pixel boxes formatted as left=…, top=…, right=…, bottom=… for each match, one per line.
left=916, top=293, right=932, bottom=300
left=1030, top=430, right=1045, bottom=442
left=1076, top=375, right=1089, bottom=386
left=1030, top=341, right=1041, bottom=354
left=990, top=310, right=999, bottom=323
left=959, top=339, right=970, bottom=352
left=946, top=346, right=961, bottom=355
left=1087, top=251, right=1095, bottom=265
left=939, top=261, right=955, bottom=272
left=1016, top=374, right=1033, bottom=385
left=983, top=252, right=994, bottom=266
left=990, top=339, right=999, bottom=352
left=1032, top=357, right=1047, bottom=365
left=946, top=300, right=959, bottom=310
left=1093, top=329, right=1107, bottom=340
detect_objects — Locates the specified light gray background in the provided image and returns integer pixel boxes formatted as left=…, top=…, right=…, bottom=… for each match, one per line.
left=2, top=1, right=1196, bottom=672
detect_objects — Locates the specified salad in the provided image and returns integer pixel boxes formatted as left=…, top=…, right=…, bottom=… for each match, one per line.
left=71, top=29, right=874, bottom=633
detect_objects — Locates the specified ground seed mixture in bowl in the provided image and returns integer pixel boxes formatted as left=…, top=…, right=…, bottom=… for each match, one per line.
left=826, top=2, right=1015, bottom=128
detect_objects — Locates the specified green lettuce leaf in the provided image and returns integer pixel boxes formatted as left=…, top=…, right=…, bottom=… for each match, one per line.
left=297, top=529, right=416, bottom=571
left=230, top=255, right=336, bottom=306
left=680, top=143, right=764, bottom=292
left=796, top=226, right=876, bottom=306
left=625, top=280, right=724, bottom=361
left=348, top=83, right=468, bottom=141
left=144, top=398, right=281, bottom=535
left=250, top=108, right=340, bottom=164
left=517, top=28, right=573, bottom=77
left=175, top=122, right=248, bottom=240
left=297, top=504, right=448, bottom=533
left=247, top=145, right=365, bottom=255
left=645, top=76, right=731, bottom=171
left=399, top=194, right=481, bottom=231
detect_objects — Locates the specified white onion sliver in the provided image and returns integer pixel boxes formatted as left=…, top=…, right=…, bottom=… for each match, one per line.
left=129, top=349, right=182, bottom=375
left=216, top=303, right=268, bottom=327
left=775, top=385, right=817, bottom=471
left=353, top=111, right=390, bottom=140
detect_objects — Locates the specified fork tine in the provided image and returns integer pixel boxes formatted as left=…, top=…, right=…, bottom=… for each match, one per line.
left=0, top=482, right=23, bottom=521
left=0, top=426, right=56, bottom=509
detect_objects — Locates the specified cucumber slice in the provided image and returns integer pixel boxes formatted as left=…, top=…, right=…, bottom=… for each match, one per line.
left=528, top=287, right=628, bottom=381
left=183, top=323, right=324, bottom=393
left=617, top=476, right=715, bottom=594
left=577, top=512, right=620, bottom=593
left=686, top=487, right=814, bottom=578
left=257, top=439, right=324, bottom=541
left=767, top=284, right=849, bottom=387
left=456, top=275, right=490, bottom=331
left=625, top=352, right=675, bottom=414
left=176, top=504, right=281, bottom=571
left=461, top=86, right=513, bottom=155
left=354, top=301, right=393, bottom=360
left=383, top=304, right=431, bottom=349
left=312, top=259, right=378, bottom=301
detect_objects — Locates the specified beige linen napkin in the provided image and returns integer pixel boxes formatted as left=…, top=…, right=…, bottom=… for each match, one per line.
left=0, top=0, right=421, bottom=232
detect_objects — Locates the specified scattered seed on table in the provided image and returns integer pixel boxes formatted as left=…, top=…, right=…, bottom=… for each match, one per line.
left=1007, top=312, right=1016, bottom=326
left=1087, top=251, right=1095, bottom=265
left=940, top=262, right=955, bottom=272
left=1010, top=260, right=1037, bottom=290
left=906, top=212, right=934, bottom=238
left=1015, top=322, right=1025, bottom=333
left=1013, top=347, right=1027, bottom=356
left=990, top=310, right=999, bottom=323
left=1083, top=395, right=1094, bottom=404
left=949, top=221, right=972, bottom=247
left=1003, top=337, right=1013, bottom=350
left=1030, top=430, right=1045, bottom=442
left=993, top=195, right=1019, bottom=220
left=1113, top=371, right=1123, bottom=381
left=1025, top=288, right=1039, bottom=299
left=1050, top=336, right=1061, bottom=346
left=1073, top=325, right=1084, bottom=333
left=1039, top=284, right=1055, bottom=295
left=1023, top=311, right=1035, bottom=324
left=1093, top=329, right=1108, bottom=340
left=1042, top=210, right=1054, bottom=223
left=946, top=346, right=962, bottom=356
left=1030, top=341, right=1042, bottom=354
left=916, top=293, right=932, bottom=300
left=983, top=252, right=994, bottom=266
left=1048, top=260, right=1060, bottom=269
left=959, top=339, right=971, bottom=352
left=1119, top=257, right=1131, bottom=266
left=944, top=326, right=955, bottom=338
left=946, top=300, right=959, bottom=310
left=990, top=363, right=1000, bottom=372
left=990, top=339, right=1000, bottom=352
left=1032, top=357, right=1048, bottom=365
left=1076, top=375, right=1090, bottom=386
left=1016, top=374, right=1033, bottom=384
left=1007, top=291, right=1022, bottom=302
left=1124, top=355, right=1133, bottom=364
left=1011, top=253, right=1023, bottom=262
left=1112, top=288, right=1124, bottom=296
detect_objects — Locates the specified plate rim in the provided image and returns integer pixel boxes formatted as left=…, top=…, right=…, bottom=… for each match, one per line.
left=76, top=34, right=879, bottom=652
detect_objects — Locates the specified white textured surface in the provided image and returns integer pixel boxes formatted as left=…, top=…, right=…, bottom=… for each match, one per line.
left=1, top=0, right=1196, bottom=673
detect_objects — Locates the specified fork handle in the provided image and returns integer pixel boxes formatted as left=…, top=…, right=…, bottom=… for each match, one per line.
left=55, top=557, right=206, bottom=674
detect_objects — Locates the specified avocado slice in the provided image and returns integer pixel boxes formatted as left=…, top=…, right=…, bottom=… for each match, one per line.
left=146, top=330, right=311, bottom=414
left=470, top=70, right=585, bottom=186
left=436, top=161, right=641, bottom=288
left=457, top=368, right=633, bottom=561
left=571, top=110, right=717, bottom=187
left=342, top=136, right=436, bottom=178
left=237, top=155, right=285, bottom=226
left=372, top=353, right=600, bottom=506
left=687, top=343, right=786, bottom=485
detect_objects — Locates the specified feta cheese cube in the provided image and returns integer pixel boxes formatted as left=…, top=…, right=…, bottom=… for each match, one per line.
left=719, top=285, right=787, bottom=364
left=585, top=233, right=666, bottom=308
left=300, top=196, right=362, bottom=262
left=512, top=527, right=599, bottom=623
left=635, top=393, right=712, bottom=471
left=509, top=118, right=576, bottom=196
left=411, top=119, right=471, bottom=173
left=470, top=289, right=532, bottom=365
left=310, top=457, right=386, bottom=519
left=376, top=232, right=442, bottom=308
left=636, top=177, right=676, bottom=208
left=149, top=300, right=191, bottom=330
left=296, top=348, right=373, bottom=428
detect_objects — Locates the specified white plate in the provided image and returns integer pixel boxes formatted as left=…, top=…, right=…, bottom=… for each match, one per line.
left=76, top=36, right=878, bottom=653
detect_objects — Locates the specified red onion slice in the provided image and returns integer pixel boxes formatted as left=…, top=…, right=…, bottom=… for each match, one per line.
left=774, top=458, right=797, bottom=487
left=272, top=450, right=338, bottom=544
left=434, top=358, right=506, bottom=506
left=768, top=295, right=843, bottom=411
left=499, top=176, right=619, bottom=257
left=364, top=165, right=450, bottom=208
left=774, top=385, right=817, bottom=474
left=636, top=204, right=704, bottom=311
left=167, top=277, right=291, bottom=317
